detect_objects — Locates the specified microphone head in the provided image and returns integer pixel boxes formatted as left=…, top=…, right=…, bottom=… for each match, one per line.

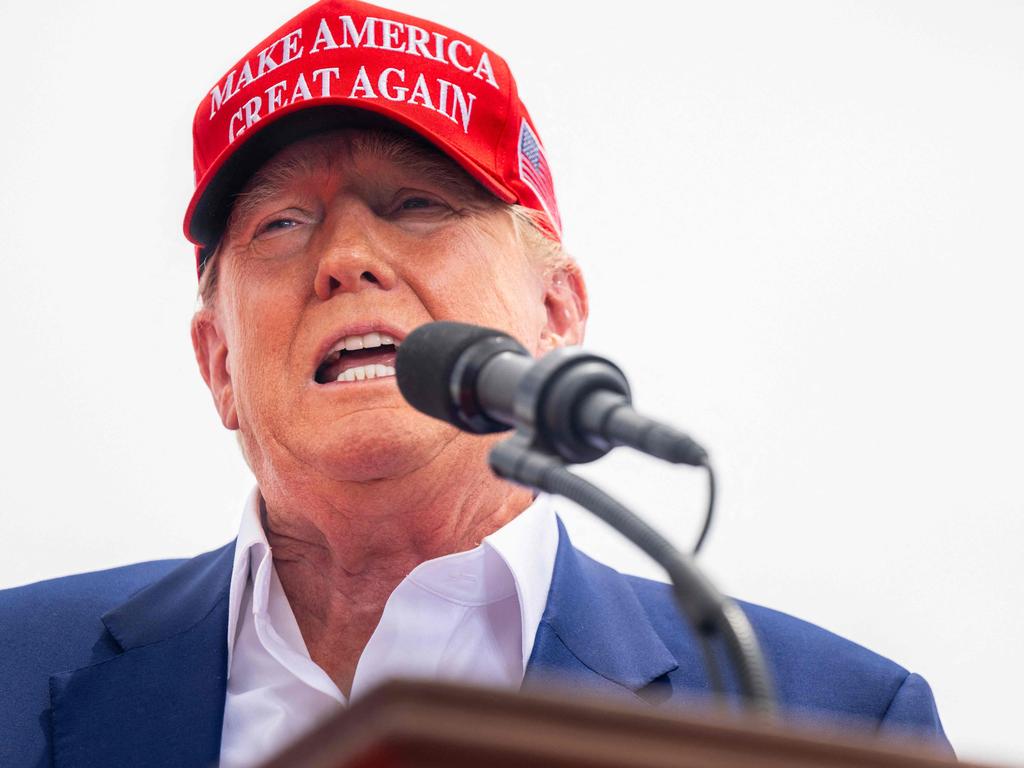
left=396, top=321, right=526, bottom=433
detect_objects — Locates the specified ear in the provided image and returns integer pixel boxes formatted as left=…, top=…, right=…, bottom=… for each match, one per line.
left=191, top=309, right=239, bottom=430
left=538, top=259, right=589, bottom=355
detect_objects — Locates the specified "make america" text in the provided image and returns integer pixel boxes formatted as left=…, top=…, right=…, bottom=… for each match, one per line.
left=208, top=13, right=499, bottom=143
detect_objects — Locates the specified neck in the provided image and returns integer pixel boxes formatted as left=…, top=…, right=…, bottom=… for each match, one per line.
left=255, top=435, right=534, bottom=697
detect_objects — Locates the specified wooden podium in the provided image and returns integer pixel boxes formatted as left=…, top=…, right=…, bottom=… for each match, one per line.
left=258, top=679, right=979, bottom=768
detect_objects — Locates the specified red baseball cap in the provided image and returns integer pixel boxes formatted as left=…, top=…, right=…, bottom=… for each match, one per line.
left=183, top=0, right=561, bottom=274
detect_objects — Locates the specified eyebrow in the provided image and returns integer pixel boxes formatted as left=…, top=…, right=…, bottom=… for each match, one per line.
left=227, top=159, right=314, bottom=231
left=357, top=131, right=488, bottom=202
left=225, top=130, right=492, bottom=234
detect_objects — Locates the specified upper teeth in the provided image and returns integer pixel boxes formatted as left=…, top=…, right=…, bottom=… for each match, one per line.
left=330, top=331, right=397, bottom=355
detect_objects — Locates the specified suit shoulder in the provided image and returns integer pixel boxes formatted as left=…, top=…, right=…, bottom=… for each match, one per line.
left=621, top=571, right=912, bottom=720
left=0, top=558, right=201, bottom=765
left=624, top=572, right=905, bottom=672
left=0, top=558, right=186, bottom=623
left=0, top=559, right=187, bottom=679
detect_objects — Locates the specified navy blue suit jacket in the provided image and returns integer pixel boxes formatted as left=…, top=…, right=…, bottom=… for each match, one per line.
left=1, top=521, right=950, bottom=766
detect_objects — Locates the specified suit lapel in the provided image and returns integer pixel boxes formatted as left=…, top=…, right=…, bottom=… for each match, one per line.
left=49, top=542, right=235, bottom=768
left=524, top=519, right=679, bottom=701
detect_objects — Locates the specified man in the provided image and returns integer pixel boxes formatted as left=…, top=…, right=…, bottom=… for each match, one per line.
left=0, top=1, right=950, bottom=765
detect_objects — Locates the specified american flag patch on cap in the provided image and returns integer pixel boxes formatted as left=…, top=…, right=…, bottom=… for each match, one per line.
left=517, top=119, right=562, bottom=237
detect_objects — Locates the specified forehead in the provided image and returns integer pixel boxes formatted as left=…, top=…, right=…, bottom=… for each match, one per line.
left=228, top=129, right=491, bottom=222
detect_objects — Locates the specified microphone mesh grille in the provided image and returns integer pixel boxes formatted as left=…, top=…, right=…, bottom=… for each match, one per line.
left=395, top=321, right=504, bottom=425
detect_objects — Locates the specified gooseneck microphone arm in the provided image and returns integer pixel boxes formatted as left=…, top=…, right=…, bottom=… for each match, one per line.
left=489, top=439, right=776, bottom=714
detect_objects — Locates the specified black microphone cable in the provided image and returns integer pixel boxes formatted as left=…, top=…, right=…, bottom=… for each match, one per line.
left=693, top=460, right=715, bottom=556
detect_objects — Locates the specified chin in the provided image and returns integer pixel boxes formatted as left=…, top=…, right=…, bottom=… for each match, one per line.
left=304, top=409, right=459, bottom=482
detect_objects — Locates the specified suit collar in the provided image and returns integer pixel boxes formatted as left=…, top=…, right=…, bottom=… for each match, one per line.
left=101, top=540, right=235, bottom=651
left=525, top=519, right=678, bottom=697
left=50, top=542, right=235, bottom=768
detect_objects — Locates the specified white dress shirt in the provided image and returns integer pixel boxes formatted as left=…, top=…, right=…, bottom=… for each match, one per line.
left=218, top=488, right=560, bottom=767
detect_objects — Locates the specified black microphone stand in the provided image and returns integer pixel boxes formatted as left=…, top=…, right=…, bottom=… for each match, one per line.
left=489, top=435, right=777, bottom=715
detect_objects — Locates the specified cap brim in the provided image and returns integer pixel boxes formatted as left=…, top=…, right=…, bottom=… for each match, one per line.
left=183, top=99, right=517, bottom=259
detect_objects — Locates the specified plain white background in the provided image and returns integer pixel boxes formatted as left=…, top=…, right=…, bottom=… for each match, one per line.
left=1, top=0, right=1021, bottom=763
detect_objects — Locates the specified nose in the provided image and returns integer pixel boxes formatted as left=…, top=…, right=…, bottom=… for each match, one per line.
left=313, top=203, right=399, bottom=301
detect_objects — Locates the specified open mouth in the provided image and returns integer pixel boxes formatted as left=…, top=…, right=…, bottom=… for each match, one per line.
left=315, top=331, right=401, bottom=384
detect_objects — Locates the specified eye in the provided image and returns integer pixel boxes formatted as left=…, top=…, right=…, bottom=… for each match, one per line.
left=252, top=208, right=317, bottom=241
left=400, top=196, right=437, bottom=210
left=389, top=191, right=452, bottom=219
left=256, top=217, right=298, bottom=237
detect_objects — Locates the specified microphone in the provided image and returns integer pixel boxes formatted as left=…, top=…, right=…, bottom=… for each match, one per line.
left=395, top=321, right=708, bottom=467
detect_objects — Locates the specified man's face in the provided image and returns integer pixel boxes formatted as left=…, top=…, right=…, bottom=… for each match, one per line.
left=192, top=129, right=585, bottom=483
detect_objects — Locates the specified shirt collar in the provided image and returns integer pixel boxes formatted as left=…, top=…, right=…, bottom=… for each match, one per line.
left=225, top=488, right=560, bottom=675
left=225, top=487, right=269, bottom=672
left=483, top=494, right=559, bottom=671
